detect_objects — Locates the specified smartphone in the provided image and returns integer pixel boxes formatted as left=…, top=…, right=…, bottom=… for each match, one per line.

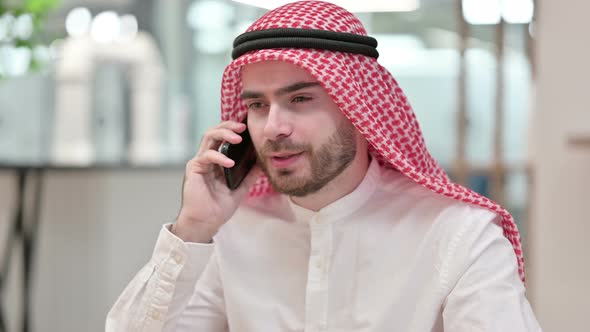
left=219, top=126, right=257, bottom=190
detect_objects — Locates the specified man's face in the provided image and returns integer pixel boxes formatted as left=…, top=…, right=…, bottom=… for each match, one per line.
left=241, top=60, right=359, bottom=197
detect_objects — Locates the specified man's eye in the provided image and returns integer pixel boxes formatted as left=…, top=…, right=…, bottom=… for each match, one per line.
left=247, top=102, right=265, bottom=110
left=292, top=96, right=311, bottom=103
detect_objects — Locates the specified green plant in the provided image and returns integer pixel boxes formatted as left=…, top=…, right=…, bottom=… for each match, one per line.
left=0, top=0, right=62, bottom=78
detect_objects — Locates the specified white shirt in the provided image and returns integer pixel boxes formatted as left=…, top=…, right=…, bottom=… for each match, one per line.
left=106, top=159, right=541, bottom=332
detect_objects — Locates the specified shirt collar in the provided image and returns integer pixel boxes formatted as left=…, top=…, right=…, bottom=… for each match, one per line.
left=288, top=157, right=380, bottom=223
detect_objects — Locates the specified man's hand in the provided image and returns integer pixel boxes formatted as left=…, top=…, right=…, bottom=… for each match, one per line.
left=172, top=121, right=261, bottom=243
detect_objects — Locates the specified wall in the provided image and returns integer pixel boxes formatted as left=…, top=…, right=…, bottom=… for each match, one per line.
left=528, top=0, right=590, bottom=330
left=0, top=169, right=183, bottom=332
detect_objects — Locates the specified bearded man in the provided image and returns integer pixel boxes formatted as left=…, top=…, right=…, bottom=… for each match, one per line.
left=107, top=2, right=541, bottom=331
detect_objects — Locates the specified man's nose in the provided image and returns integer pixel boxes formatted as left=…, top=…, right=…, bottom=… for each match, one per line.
left=263, top=103, right=293, bottom=140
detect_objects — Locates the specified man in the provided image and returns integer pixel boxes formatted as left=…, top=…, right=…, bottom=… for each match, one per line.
left=107, top=1, right=541, bottom=331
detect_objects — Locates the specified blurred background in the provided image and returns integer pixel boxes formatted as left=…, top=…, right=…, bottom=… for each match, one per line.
left=0, top=0, right=587, bottom=331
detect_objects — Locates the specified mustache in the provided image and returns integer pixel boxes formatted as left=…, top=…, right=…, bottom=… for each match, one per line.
left=260, top=138, right=312, bottom=155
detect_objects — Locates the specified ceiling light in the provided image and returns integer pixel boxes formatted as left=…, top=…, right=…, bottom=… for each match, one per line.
left=501, top=0, right=534, bottom=24
left=66, top=7, right=92, bottom=37
left=118, top=14, right=138, bottom=41
left=231, top=0, right=419, bottom=12
left=90, top=11, right=120, bottom=43
left=187, top=0, right=235, bottom=30
left=462, top=0, right=501, bottom=25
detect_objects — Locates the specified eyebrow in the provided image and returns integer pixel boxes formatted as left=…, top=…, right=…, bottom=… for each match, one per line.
left=239, top=81, right=321, bottom=99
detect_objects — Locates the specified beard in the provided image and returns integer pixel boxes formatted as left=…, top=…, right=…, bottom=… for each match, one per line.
left=255, top=121, right=357, bottom=197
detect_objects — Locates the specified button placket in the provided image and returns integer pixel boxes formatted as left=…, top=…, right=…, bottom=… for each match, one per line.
left=305, top=214, right=332, bottom=332
left=308, top=217, right=328, bottom=282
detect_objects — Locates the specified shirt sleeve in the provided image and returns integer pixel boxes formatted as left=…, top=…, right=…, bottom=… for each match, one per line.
left=441, top=212, right=543, bottom=332
left=106, top=224, right=228, bottom=332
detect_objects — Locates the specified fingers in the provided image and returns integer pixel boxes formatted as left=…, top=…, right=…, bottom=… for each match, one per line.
left=216, top=120, right=246, bottom=132
left=189, top=150, right=235, bottom=174
left=186, top=120, right=248, bottom=176
left=198, top=121, right=246, bottom=154
left=204, top=129, right=242, bottom=151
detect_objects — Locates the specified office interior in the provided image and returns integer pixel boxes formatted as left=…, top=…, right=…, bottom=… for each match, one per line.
left=0, top=0, right=587, bottom=331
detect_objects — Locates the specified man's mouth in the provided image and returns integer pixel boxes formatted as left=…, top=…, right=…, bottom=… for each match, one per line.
left=268, top=152, right=304, bottom=169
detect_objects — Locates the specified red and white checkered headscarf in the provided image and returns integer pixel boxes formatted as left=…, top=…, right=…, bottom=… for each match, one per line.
left=220, top=0, right=525, bottom=283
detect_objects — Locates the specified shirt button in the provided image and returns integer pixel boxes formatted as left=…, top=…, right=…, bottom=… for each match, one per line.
left=173, top=252, right=183, bottom=264
left=150, top=310, right=161, bottom=320
left=315, top=260, right=323, bottom=269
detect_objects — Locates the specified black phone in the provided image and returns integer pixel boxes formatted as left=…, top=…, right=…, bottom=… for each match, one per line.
left=219, top=126, right=257, bottom=190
